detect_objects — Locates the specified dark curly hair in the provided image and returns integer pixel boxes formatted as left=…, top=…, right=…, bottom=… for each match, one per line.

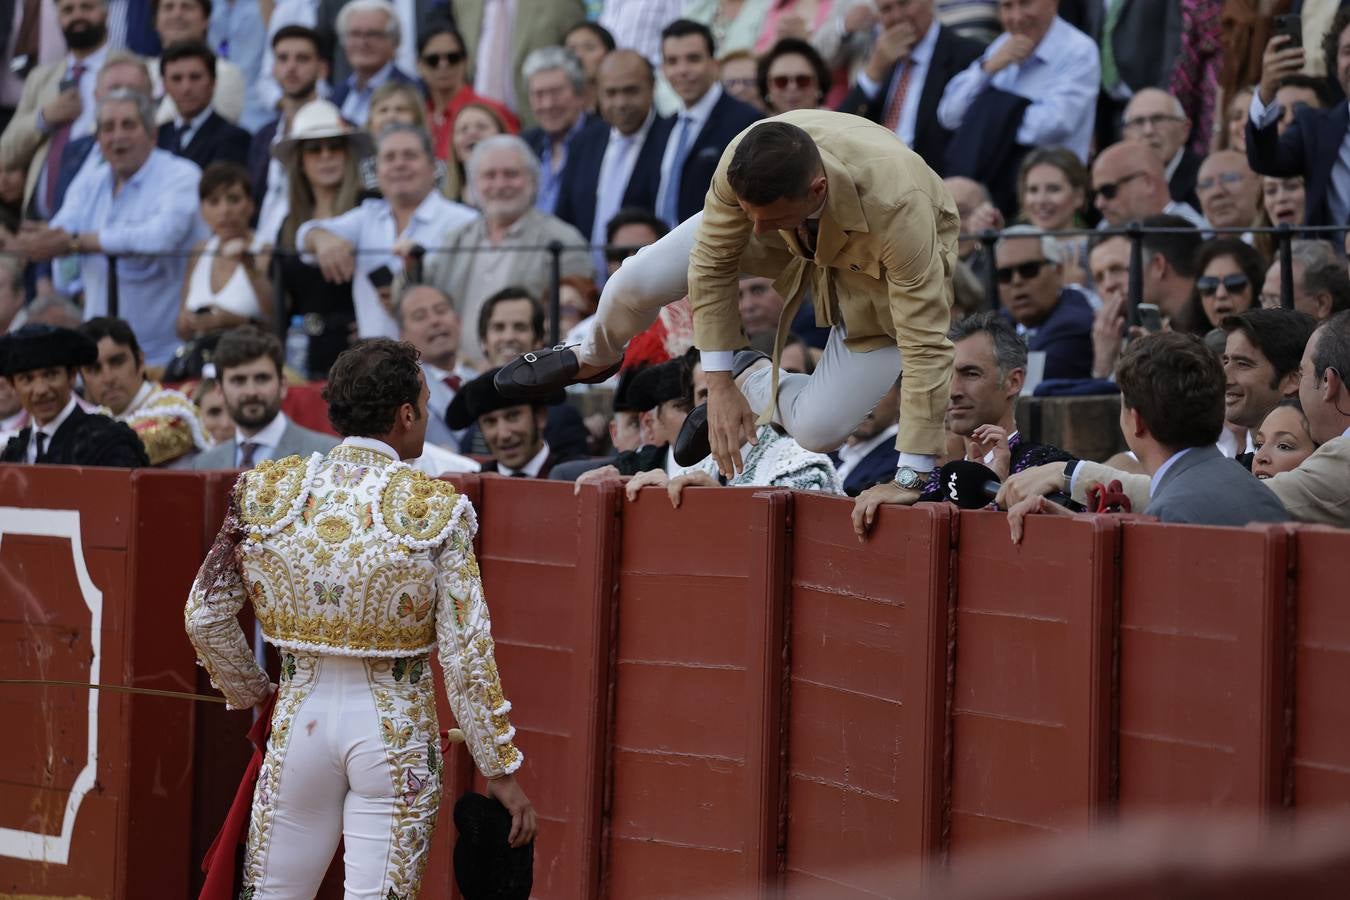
left=323, top=338, right=423, bottom=437
left=1324, top=8, right=1350, bottom=91
left=1116, top=331, right=1224, bottom=450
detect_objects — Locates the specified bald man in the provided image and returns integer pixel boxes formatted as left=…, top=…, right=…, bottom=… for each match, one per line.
left=1120, top=87, right=1200, bottom=207
left=1196, top=150, right=1261, bottom=233
left=1091, top=140, right=1205, bottom=229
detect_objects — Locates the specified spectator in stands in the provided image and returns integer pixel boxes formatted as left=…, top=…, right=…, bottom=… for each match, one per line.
left=192, top=326, right=338, bottom=469
left=270, top=100, right=369, bottom=378
left=521, top=46, right=602, bottom=215
left=444, top=368, right=579, bottom=477
left=16, top=294, right=83, bottom=329
left=151, top=0, right=245, bottom=125
left=156, top=41, right=250, bottom=169
left=1219, top=307, right=1317, bottom=460
left=834, top=380, right=901, bottom=497
left=554, top=49, right=667, bottom=275
left=655, top=18, right=761, bottom=226
left=421, top=134, right=592, bottom=366
left=1082, top=1, right=1184, bottom=149
left=569, top=357, right=694, bottom=484
left=329, top=0, right=416, bottom=129
left=396, top=283, right=476, bottom=451
left=1272, top=75, right=1327, bottom=135
left=836, top=0, right=983, bottom=175
left=1196, top=149, right=1261, bottom=234
left=206, top=0, right=270, bottom=131
left=300, top=123, right=478, bottom=341
left=1189, top=237, right=1263, bottom=333
left=0, top=324, right=148, bottom=466
left=0, top=256, right=23, bottom=333
left=1018, top=147, right=1089, bottom=285
left=1246, top=13, right=1350, bottom=228
left=1260, top=240, right=1350, bottom=321
left=546, top=275, right=599, bottom=340
left=603, top=206, right=668, bottom=277
left=1253, top=175, right=1306, bottom=264
left=946, top=175, right=1002, bottom=288
left=994, top=225, right=1094, bottom=380
left=453, top=0, right=586, bottom=123
left=564, top=20, right=616, bottom=111
left=77, top=316, right=208, bottom=465
left=361, top=82, right=449, bottom=193
left=249, top=26, right=328, bottom=249
left=1090, top=140, right=1206, bottom=229
left=738, top=277, right=786, bottom=339
left=419, top=23, right=518, bottom=166
left=720, top=50, right=764, bottom=111
left=1120, top=88, right=1201, bottom=209
left=1251, top=399, right=1316, bottom=480
left=448, top=101, right=512, bottom=203
left=1224, top=86, right=1252, bottom=154
left=0, top=0, right=110, bottom=221
left=192, top=376, right=233, bottom=444
left=756, top=38, right=830, bottom=114
left=20, top=90, right=205, bottom=368
left=176, top=162, right=272, bottom=343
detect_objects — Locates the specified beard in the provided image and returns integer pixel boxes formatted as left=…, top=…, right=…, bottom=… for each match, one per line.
left=285, top=79, right=318, bottom=102
left=63, top=19, right=107, bottom=51
left=229, top=396, right=282, bottom=429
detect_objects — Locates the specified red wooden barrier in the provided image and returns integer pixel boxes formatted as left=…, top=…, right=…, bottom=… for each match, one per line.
left=783, top=498, right=954, bottom=898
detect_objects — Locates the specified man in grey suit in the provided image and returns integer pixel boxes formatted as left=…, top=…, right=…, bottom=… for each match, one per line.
left=395, top=283, right=477, bottom=452
left=1118, top=332, right=1288, bottom=526
left=193, top=326, right=338, bottom=470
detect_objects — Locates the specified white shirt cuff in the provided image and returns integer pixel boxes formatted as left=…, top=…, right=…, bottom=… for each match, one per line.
left=855, top=69, right=882, bottom=100
left=700, top=350, right=735, bottom=371
left=1249, top=90, right=1281, bottom=129
left=1068, top=461, right=1082, bottom=496
left=897, top=452, right=936, bottom=473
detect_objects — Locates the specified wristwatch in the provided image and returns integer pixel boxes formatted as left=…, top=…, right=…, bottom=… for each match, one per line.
left=894, top=465, right=924, bottom=491
left=68, top=231, right=80, bottom=255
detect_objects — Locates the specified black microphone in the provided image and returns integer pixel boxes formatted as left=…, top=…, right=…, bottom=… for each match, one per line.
left=938, top=459, right=1084, bottom=511
left=407, top=244, right=426, bottom=285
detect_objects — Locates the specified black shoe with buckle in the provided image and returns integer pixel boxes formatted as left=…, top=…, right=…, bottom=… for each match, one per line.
left=494, top=345, right=622, bottom=401
left=671, top=349, right=770, bottom=466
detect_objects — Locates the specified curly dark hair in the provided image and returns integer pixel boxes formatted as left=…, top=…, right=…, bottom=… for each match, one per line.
left=323, top=338, right=423, bottom=437
left=1116, top=331, right=1224, bottom=450
left=1324, top=8, right=1350, bottom=92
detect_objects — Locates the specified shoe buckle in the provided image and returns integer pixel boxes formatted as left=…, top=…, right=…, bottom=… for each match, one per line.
left=524, top=352, right=538, bottom=363
left=552, top=343, right=569, bottom=351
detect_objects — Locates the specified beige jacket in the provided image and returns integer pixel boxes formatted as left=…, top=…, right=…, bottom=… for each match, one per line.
left=688, top=109, right=958, bottom=457
left=0, top=60, right=66, bottom=210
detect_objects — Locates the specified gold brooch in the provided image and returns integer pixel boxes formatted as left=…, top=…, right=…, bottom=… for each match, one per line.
left=316, top=516, right=352, bottom=543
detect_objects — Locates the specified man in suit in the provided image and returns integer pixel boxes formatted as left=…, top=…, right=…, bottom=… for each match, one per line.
left=151, top=0, right=245, bottom=125
left=327, top=0, right=417, bottom=128
left=653, top=18, right=761, bottom=227
left=0, top=0, right=110, bottom=219
left=995, top=226, right=1094, bottom=381
left=1120, top=88, right=1202, bottom=208
left=495, top=111, right=958, bottom=527
left=1219, top=308, right=1317, bottom=460
left=833, top=380, right=900, bottom=497
left=1247, top=12, right=1350, bottom=227
left=835, top=0, right=983, bottom=176
left=156, top=40, right=250, bottom=169
left=0, top=324, right=148, bottom=467
left=445, top=368, right=581, bottom=477
left=317, top=0, right=452, bottom=84
left=1091, top=141, right=1206, bottom=229
left=555, top=49, right=668, bottom=263
left=193, top=326, right=339, bottom=469
left=451, top=0, right=586, bottom=128
left=395, top=284, right=477, bottom=452
left=519, top=46, right=604, bottom=215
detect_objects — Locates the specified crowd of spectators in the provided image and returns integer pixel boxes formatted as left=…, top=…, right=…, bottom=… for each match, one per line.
left=0, top=0, right=1347, bottom=534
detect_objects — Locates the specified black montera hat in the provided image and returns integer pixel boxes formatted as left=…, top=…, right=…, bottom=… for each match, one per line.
left=452, top=792, right=534, bottom=900
left=0, top=324, right=98, bottom=377
left=625, top=358, right=689, bottom=413
left=445, top=368, right=565, bottom=430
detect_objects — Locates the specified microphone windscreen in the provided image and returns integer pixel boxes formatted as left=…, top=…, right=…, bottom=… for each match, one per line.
left=938, top=459, right=1001, bottom=509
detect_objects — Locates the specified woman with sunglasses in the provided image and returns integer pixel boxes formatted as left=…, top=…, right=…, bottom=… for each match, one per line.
left=417, top=24, right=518, bottom=163
left=757, top=38, right=832, bottom=113
left=1188, top=237, right=1266, bottom=335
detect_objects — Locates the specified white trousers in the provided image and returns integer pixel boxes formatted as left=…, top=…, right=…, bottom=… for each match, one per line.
left=582, top=212, right=902, bottom=453
left=242, top=652, right=442, bottom=900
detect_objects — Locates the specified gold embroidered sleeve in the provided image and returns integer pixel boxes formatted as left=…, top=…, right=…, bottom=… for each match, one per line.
left=183, top=478, right=271, bottom=710
left=132, top=416, right=194, bottom=466
left=433, top=503, right=523, bottom=777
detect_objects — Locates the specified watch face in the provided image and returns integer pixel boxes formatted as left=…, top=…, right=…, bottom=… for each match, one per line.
left=896, top=467, right=919, bottom=489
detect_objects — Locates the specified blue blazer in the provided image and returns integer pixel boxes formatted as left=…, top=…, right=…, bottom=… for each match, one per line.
left=1246, top=102, right=1348, bottom=227
left=329, top=67, right=418, bottom=114
left=554, top=115, right=671, bottom=239
left=1007, top=288, right=1095, bottom=382
left=836, top=440, right=900, bottom=497
left=53, top=134, right=96, bottom=215
left=652, top=91, right=762, bottom=224
left=156, top=110, right=251, bottom=170
left=247, top=117, right=280, bottom=211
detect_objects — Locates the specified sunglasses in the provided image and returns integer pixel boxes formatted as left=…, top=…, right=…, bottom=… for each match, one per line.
left=995, top=259, right=1049, bottom=283
left=1093, top=171, right=1146, bottom=200
left=422, top=50, right=465, bottom=67
left=302, top=138, right=347, bottom=155
left=1196, top=273, right=1249, bottom=295
left=770, top=74, right=814, bottom=90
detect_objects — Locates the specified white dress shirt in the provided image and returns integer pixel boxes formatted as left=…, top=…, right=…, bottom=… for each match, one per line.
left=234, top=411, right=290, bottom=467
left=937, top=16, right=1100, bottom=162
left=51, top=149, right=208, bottom=367
left=26, top=395, right=79, bottom=463
left=497, top=441, right=550, bottom=478
left=340, top=61, right=398, bottom=127
left=834, top=423, right=899, bottom=483
left=593, top=110, right=657, bottom=271
left=170, top=106, right=215, bottom=152
left=655, top=81, right=723, bottom=224
left=297, top=191, right=479, bottom=340
left=853, top=18, right=940, bottom=147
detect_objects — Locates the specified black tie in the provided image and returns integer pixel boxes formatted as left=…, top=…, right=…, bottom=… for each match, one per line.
left=796, top=219, right=819, bottom=258
left=509, top=471, right=527, bottom=478
left=34, top=431, right=48, bottom=461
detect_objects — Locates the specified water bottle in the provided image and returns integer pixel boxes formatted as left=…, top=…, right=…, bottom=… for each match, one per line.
left=285, top=315, right=309, bottom=379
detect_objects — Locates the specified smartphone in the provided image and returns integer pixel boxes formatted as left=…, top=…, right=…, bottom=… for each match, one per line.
left=368, top=265, right=394, bottom=289
left=1273, top=14, right=1302, bottom=49
left=1137, top=303, right=1163, bottom=334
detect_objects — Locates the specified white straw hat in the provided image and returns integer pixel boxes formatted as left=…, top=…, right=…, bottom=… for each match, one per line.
left=272, top=99, right=374, bottom=166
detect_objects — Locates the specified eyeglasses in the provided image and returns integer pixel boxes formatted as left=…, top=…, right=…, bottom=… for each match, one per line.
left=1093, top=171, right=1147, bottom=200
left=422, top=51, right=465, bottom=67
left=345, top=28, right=391, bottom=42
left=1121, top=113, right=1185, bottom=132
left=995, top=259, right=1050, bottom=283
left=769, top=74, right=814, bottom=90
left=1196, top=273, right=1249, bottom=295
left=722, top=77, right=756, bottom=91
left=302, top=138, right=347, bottom=155
left=1196, top=171, right=1249, bottom=192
